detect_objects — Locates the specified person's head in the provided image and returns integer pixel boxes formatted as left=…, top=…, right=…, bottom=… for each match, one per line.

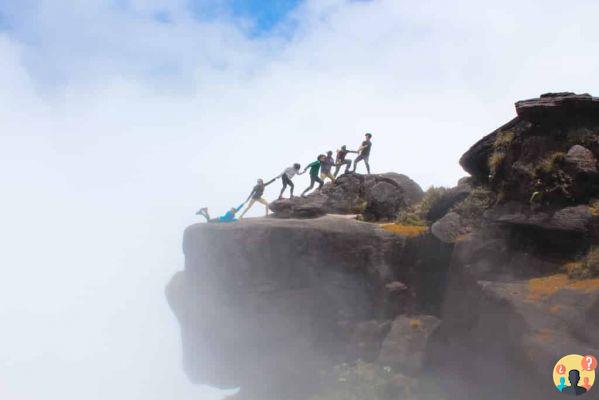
left=317, top=154, right=326, bottom=161
left=341, top=145, right=347, bottom=151
left=257, top=178, right=264, bottom=185
left=327, top=150, right=333, bottom=156
left=560, top=377, right=566, bottom=385
left=569, top=369, right=581, bottom=385
left=293, top=163, right=301, bottom=170
left=365, top=133, right=372, bottom=140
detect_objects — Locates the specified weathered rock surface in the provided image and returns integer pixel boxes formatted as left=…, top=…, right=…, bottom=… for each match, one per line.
left=460, top=92, right=599, bottom=204
left=378, top=315, right=441, bottom=375
left=516, top=92, right=599, bottom=122
left=269, top=172, right=423, bottom=221
left=426, top=227, right=599, bottom=400
left=167, top=216, right=450, bottom=399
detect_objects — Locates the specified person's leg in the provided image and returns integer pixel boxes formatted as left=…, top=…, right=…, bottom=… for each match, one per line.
left=256, top=198, right=269, bottom=215
left=289, top=179, right=295, bottom=197
left=334, top=163, right=341, bottom=177
left=364, top=156, right=371, bottom=174
left=279, top=178, right=288, bottom=199
left=302, top=177, right=316, bottom=197
left=196, top=208, right=211, bottom=222
left=326, top=172, right=335, bottom=182
left=239, top=199, right=256, bottom=218
left=344, top=159, right=352, bottom=173
left=316, top=176, right=324, bottom=190
left=352, top=154, right=364, bottom=172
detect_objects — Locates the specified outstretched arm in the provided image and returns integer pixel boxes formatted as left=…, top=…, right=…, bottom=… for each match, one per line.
left=236, top=203, right=245, bottom=212
left=246, top=188, right=256, bottom=202
left=304, top=161, right=317, bottom=172
left=265, top=178, right=277, bottom=186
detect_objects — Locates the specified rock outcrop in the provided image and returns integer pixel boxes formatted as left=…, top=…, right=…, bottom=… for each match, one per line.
left=269, top=172, right=424, bottom=221
left=167, top=216, right=452, bottom=399
left=167, top=92, right=599, bottom=400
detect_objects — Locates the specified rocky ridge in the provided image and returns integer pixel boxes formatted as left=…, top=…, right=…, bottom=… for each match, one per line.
left=167, top=92, right=599, bottom=400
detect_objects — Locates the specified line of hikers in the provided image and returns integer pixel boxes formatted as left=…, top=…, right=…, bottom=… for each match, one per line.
left=196, top=133, right=372, bottom=223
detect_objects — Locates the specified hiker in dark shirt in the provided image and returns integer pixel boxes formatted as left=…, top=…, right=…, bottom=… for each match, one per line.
left=320, top=151, right=336, bottom=183
left=239, top=178, right=276, bottom=218
left=334, top=145, right=356, bottom=177
left=352, top=133, right=373, bottom=174
left=301, top=154, right=326, bottom=197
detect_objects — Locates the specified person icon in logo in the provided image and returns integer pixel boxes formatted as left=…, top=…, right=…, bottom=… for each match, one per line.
left=562, top=369, right=587, bottom=396
left=582, top=377, right=592, bottom=391
left=557, top=377, right=567, bottom=392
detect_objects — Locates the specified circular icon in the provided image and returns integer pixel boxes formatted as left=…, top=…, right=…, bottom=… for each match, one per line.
left=581, top=355, right=598, bottom=372
left=556, top=364, right=567, bottom=375
left=553, top=354, right=596, bottom=396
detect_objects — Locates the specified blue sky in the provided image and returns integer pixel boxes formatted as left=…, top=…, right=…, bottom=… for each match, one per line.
left=189, top=0, right=302, bottom=33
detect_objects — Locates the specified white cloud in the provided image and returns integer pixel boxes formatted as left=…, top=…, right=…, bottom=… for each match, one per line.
left=1, top=1, right=599, bottom=399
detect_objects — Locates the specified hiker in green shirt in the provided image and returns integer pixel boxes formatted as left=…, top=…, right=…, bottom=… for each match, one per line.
left=301, top=154, right=326, bottom=197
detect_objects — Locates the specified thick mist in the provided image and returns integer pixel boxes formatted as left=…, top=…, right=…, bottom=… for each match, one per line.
left=2, top=1, right=599, bottom=399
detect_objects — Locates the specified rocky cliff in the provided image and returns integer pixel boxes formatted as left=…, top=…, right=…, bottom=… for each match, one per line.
left=167, top=92, right=599, bottom=400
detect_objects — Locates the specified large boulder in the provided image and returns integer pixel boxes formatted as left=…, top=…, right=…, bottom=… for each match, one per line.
left=269, top=172, right=423, bottom=221
left=516, top=92, right=599, bottom=123
left=460, top=92, right=599, bottom=203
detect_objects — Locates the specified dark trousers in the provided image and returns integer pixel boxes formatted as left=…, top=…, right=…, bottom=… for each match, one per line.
left=279, top=174, right=295, bottom=198
left=334, top=159, right=352, bottom=177
left=353, top=154, right=370, bottom=174
left=302, top=175, right=324, bottom=196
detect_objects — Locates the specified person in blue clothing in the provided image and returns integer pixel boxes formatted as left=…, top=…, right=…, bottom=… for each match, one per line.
left=196, top=203, right=244, bottom=223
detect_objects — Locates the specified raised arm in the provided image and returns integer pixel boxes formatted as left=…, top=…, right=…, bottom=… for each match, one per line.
left=265, top=178, right=277, bottom=186
left=245, top=187, right=256, bottom=202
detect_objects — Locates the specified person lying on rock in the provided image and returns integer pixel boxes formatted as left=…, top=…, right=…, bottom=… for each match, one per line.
left=239, top=178, right=276, bottom=218
left=277, top=163, right=304, bottom=199
left=352, top=132, right=373, bottom=174
left=334, top=145, right=355, bottom=177
left=301, top=154, right=326, bottom=197
left=195, top=203, right=244, bottom=223
left=320, top=151, right=336, bottom=183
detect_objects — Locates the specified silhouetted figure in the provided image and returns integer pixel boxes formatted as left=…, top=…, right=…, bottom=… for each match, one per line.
left=333, top=145, right=355, bottom=177
left=240, top=178, right=276, bottom=218
left=320, top=151, right=336, bottom=183
left=582, top=377, right=591, bottom=391
left=277, top=163, right=304, bottom=199
left=301, top=155, right=326, bottom=197
left=557, top=377, right=567, bottom=392
left=562, top=370, right=587, bottom=396
left=352, top=133, right=372, bottom=174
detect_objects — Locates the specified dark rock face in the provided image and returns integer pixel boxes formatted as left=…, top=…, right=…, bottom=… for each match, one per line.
left=269, top=172, right=423, bottom=221
left=426, top=225, right=599, bottom=400
left=516, top=92, right=599, bottom=122
left=460, top=92, right=599, bottom=204
left=166, top=216, right=450, bottom=399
